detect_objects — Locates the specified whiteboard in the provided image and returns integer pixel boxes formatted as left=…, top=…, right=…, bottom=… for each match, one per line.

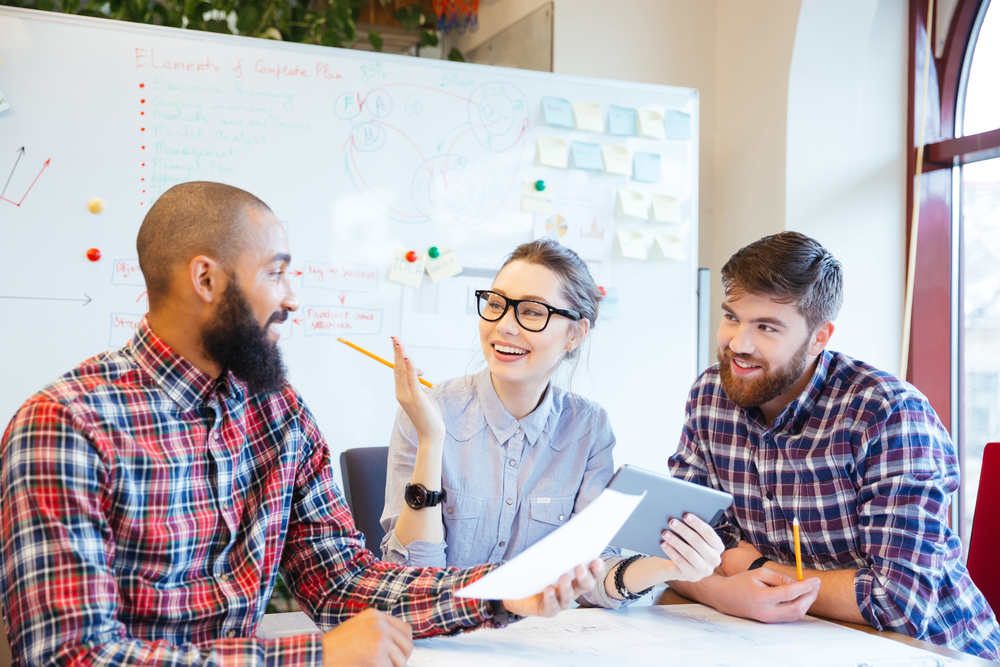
left=0, top=7, right=698, bottom=480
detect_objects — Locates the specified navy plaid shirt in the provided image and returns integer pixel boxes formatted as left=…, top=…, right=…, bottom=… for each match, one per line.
left=669, top=350, right=1000, bottom=659
left=0, top=318, right=495, bottom=667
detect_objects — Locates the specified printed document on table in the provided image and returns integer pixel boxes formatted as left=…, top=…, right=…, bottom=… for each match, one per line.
left=455, top=489, right=644, bottom=600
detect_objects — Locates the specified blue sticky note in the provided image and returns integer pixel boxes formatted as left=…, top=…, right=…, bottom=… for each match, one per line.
left=608, top=106, right=637, bottom=136
left=571, top=142, right=604, bottom=170
left=633, top=152, right=661, bottom=183
left=542, top=96, right=574, bottom=128
left=664, top=111, right=691, bottom=140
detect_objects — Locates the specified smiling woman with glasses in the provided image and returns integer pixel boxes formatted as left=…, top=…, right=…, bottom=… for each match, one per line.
left=379, top=238, right=724, bottom=609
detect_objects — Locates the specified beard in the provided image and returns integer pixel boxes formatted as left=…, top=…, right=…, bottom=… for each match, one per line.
left=717, top=337, right=811, bottom=409
left=201, top=279, right=288, bottom=396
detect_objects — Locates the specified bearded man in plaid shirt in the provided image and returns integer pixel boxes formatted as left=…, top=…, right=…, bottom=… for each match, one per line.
left=667, top=231, right=1000, bottom=659
left=0, top=182, right=603, bottom=667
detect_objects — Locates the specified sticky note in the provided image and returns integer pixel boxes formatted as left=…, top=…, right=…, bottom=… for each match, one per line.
left=638, top=109, right=667, bottom=139
left=618, top=189, right=648, bottom=219
left=536, top=137, right=569, bottom=168
left=664, top=111, right=691, bottom=140
left=608, top=106, right=637, bottom=137
left=542, top=96, right=574, bottom=128
left=521, top=181, right=552, bottom=213
left=0, top=86, right=10, bottom=114
left=655, top=234, right=686, bottom=260
left=600, top=286, right=622, bottom=320
left=617, top=230, right=647, bottom=260
left=424, top=244, right=463, bottom=283
left=572, top=101, right=604, bottom=132
left=571, top=142, right=604, bottom=170
left=651, top=195, right=682, bottom=223
left=388, top=250, right=425, bottom=288
left=633, top=153, right=661, bottom=183
left=601, top=145, right=632, bottom=175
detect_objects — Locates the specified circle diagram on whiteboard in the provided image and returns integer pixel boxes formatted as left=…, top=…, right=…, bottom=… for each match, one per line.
left=467, top=82, right=530, bottom=152
left=411, top=154, right=486, bottom=225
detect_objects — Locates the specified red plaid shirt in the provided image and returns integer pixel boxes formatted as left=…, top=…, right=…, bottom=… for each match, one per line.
left=0, top=317, right=495, bottom=667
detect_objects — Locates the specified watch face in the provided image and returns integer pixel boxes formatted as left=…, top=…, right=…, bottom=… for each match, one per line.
left=405, top=484, right=427, bottom=509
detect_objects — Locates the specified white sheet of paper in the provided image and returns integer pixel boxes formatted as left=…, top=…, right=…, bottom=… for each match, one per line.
left=536, top=136, right=569, bottom=168
left=424, top=244, right=463, bottom=283
left=617, top=230, right=648, bottom=260
left=572, top=101, right=604, bottom=132
left=521, top=181, right=552, bottom=213
left=617, top=189, right=648, bottom=219
left=601, top=145, right=631, bottom=175
left=0, top=86, right=10, bottom=114
left=455, top=489, right=644, bottom=600
left=387, top=251, right=425, bottom=288
left=637, top=108, right=666, bottom=139
left=655, top=234, right=686, bottom=260
left=651, top=194, right=682, bottom=223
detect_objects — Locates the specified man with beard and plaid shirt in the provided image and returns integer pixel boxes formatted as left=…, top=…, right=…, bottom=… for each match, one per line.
left=0, top=182, right=603, bottom=667
left=667, top=232, right=1000, bottom=660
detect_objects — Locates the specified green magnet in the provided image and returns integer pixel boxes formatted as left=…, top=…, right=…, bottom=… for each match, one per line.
left=428, top=246, right=440, bottom=259
left=534, top=180, right=545, bottom=191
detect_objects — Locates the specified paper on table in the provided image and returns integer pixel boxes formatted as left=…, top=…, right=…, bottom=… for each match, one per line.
left=633, top=152, right=661, bottom=183
left=637, top=108, right=666, bottom=139
left=387, top=250, right=425, bottom=288
left=617, top=230, right=647, bottom=260
left=536, top=136, right=569, bottom=168
left=0, top=86, right=10, bottom=114
left=541, top=96, right=574, bottom=128
left=655, top=234, right=686, bottom=260
left=617, top=189, right=648, bottom=219
left=664, top=110, right=691, bottom=140
left=521, top=181, right=553, bottom=213
left=601, top=145, right=631, bottom=175
left=455, top=488, right=644, bottom=600
left=570, top=142, right=604, bottom=170
left=608, top=106, right=637, bottom=136
left=572, top=101, right=604, bottom=132
left=651, top=194, right=682, bottom=223
left=424, top=244, right=463, bottom=283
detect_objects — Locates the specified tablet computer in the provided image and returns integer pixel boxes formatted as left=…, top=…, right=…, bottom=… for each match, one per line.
left=606, top=464, right=734, bottom=557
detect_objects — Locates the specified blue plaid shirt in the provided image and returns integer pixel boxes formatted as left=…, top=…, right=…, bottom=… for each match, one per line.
left=669, top=350, right=1000, bottom=659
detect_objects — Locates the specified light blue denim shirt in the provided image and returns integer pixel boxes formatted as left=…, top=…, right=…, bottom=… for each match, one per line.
left=379, top=369, right=629, bottom=609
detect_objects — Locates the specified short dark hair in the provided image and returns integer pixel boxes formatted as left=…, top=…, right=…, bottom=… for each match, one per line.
left=721, top=231, right=843, bottom=330
left=136, top=182, right=272, bottom=303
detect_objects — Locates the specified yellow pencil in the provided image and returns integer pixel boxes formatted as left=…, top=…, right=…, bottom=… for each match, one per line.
left=793, top=517, right=804, bottom=581
left=337, top=337, right=433, bottom=388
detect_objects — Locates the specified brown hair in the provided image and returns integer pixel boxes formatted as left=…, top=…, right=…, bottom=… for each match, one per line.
left=721, top=231, right=843, bottom=330
left=501, top=237, right=602, bottom=335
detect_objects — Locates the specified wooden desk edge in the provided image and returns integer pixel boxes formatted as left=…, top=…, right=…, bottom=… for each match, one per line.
left=655, top=588, right=995, bottom=665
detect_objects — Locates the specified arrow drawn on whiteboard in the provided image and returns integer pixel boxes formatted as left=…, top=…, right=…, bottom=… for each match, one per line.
left=0, top=293, right=91, bottom=306
left=1, top=147, right=24, bottom=199
left=1, top=148, right=52, bottom=208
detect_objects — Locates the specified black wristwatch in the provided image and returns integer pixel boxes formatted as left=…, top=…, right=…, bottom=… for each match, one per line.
left=748, top=556, right=771, bottom=571
left=404, top=483, right=447, bottom=510
left=488, top=599, right=522, bottom=628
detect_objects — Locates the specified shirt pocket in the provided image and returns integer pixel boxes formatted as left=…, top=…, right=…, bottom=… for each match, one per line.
left=441, top=486, right=484, bottom=567
left=525, top=494, right=575, bottom=546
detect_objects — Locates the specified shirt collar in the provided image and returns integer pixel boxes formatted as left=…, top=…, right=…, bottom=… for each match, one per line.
left=769, top=349, right=833, bottom=431
left=474, top=369, right=555, bottom=447
left=128, top=316, right=237, bottom=411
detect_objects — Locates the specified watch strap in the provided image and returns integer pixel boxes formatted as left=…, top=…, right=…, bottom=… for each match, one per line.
left=488, top=599, right=522, bottom=628
left=747, top=556, right=771, bottom=571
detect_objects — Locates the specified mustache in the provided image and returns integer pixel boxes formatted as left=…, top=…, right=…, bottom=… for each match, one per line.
left=720, top=348, right=766, bottom=367
left=268, top=310, right=289, bottom=326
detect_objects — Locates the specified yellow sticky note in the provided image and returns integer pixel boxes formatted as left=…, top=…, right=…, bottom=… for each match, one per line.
left=424, top=244, right=463, bottom=283
left=388, top=251, right=425, bottom=288
left=651, top=195, right=682, bottom=223
left=655, top=234, right=686, bottom=260
left=521, top=181, right=552, bottom=213
left=601, top=145, right=632, bottom=175
left=617, top=189, right=648, bottom=219
left=638, top=108, right=666, bottom=139
left=536, top=136, right=569, bottom=168
left=572, top=101, right=604, bottom=132
left=617, top=230, right=647, bottom=260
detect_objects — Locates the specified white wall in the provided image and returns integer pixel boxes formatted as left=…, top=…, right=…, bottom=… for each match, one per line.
left=786, top=0, right=907, bottom=374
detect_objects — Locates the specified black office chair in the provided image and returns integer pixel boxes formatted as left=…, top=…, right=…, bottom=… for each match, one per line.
left=339, top=446, right=390, bottom=560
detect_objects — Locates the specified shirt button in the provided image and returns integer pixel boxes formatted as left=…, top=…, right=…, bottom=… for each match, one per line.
left=509, top=459, right=516, bottom=467
left=212, top=432, right=219, bottom=440
left=446, top=507, right=454, bottom=514
left=506, top=498, right=513, bottom=506
left=558, top=514, right=565, bottom=521
left=765, top=491, right=774, bottom=501
left=226, top=630, right=236, bottom=638
left=219, top=573, right=229, bottom=581
left=499, top=541, right=506, bottom=547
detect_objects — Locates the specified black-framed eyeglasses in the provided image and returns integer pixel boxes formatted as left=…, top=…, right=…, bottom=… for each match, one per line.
left=475, top=290, right=582, bottom=332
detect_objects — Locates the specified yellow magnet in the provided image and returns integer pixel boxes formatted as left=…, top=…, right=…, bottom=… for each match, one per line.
left=88, top=199, right=104, bottom=214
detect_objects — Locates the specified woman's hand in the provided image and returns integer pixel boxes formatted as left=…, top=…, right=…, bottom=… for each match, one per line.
left=656, top=513, right=726, bottom=583
left=392, top=336, right=446, bottom=446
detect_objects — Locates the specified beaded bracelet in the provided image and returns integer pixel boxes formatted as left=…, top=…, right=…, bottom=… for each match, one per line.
left=614, top=554, right=654, bottom=600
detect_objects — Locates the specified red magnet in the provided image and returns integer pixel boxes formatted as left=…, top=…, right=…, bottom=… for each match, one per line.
left=405, top=250, right=419, bottom=263
left=86, top=248, right=102, bottom=262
